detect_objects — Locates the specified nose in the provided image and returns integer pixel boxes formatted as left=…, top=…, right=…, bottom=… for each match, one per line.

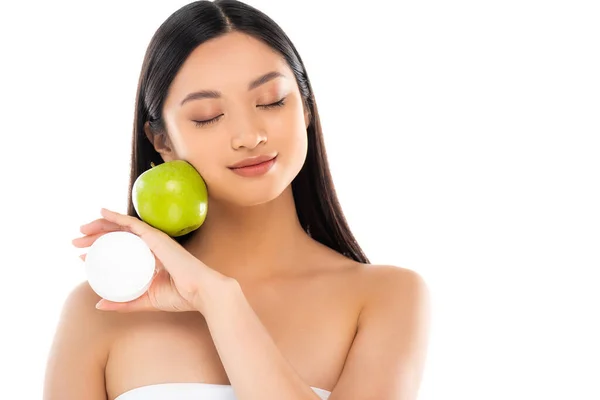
left=231, top=130, right=267, bottom=150
left=230, top=112, right=268, bottom=150
left=231, top=127, right=267, bottom=150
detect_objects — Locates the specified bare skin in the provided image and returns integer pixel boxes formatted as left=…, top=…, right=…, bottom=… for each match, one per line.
left=46, top=257, right=425, bottom=399
left=44, top=31, right=430, bottom=400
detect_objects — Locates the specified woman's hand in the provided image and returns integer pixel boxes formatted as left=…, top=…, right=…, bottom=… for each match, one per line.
left=72, top=208, right=231, bottom=314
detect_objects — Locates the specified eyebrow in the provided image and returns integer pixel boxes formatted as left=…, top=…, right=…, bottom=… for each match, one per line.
left=180, top=71, right=286, bottom=106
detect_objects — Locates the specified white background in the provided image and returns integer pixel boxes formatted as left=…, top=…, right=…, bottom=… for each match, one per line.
left=1, top=0, right=599, bottom=398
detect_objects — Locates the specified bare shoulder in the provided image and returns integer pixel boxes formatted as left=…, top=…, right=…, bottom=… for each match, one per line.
left=322, top=260, right=430, bottom=325
left=356, top=263, right=431, bottom=335
left=50, top=281, right=116, bottom=361
left=61, top=280, right=113, bottom=323
left=360, top=264, right=429, bottom=299
left=332, top=261, right=429, bottom=302
left=309, top=246, right=430, bottom=306
left=62, top=280, right=104, bottom=313
left=325, top=264, right=431, bottom=399
left=44, top=281, right=119, bottom=399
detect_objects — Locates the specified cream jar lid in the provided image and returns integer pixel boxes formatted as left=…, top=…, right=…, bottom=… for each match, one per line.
left=85, top=231, right=155, bottom=303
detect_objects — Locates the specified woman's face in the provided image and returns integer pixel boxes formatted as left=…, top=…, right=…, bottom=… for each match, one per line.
left=148, top=31, right=310, bottom=207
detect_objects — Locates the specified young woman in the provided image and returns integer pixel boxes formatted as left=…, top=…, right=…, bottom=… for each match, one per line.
left=44, top=1, right=430, bottom=399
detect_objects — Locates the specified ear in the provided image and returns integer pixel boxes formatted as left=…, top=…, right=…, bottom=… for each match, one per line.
left=144, top=121, right=176, bottom=162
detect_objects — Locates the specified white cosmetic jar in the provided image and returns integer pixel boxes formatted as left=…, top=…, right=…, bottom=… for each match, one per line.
left=84, top=231, right=156, bottom=303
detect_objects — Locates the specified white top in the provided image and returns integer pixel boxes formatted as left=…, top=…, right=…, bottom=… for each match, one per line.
left=115, top=383, right=331, bottom=400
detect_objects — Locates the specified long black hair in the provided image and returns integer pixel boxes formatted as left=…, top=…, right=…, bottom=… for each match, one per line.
left=126, top=0, right=369, bottom=264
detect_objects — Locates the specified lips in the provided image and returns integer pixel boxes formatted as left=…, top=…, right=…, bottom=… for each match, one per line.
left=228, top=154, right=277, bottom=169
left=227, top=153, right=278, bottom=178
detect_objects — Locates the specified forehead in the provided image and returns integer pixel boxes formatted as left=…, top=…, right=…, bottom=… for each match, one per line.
left=166, top=32, right=291, bottom=102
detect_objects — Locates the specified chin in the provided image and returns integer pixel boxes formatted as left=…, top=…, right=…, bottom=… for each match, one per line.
left=234, top=181, right=292, bottom=207
left=209, top=174, right=293, bottom=207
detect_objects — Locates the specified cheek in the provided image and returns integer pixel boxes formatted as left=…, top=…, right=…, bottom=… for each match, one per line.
left=288, top=123, right=307, bottom=152
left=269, top=104, right=307, bottom=146
left=291, top=129, right=309, bottom=169
left=270, top=117, right=308, bottom=176
left=174, top=135, right=225, bottom=181
left=285, top=110, right=309, bottom=156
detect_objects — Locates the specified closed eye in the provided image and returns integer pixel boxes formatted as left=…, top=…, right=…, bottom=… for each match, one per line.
left=258, top=97, right=286, bottom=110
left=193, top=97, right=287, bottom=128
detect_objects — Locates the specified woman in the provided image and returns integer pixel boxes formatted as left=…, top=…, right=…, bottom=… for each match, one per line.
left=44, top=1, right=430, bottom=399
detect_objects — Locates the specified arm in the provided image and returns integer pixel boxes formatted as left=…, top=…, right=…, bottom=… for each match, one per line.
left=200, top=278, right=323, bottom=400
left=328, top=267, right=431, bottom=400
left=43, top=282, right=110, bottom=400
left=199, top=266, right=430, bottom=400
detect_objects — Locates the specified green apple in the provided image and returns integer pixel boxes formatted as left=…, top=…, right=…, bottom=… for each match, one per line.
left=132, top=160, right=208, bottom=237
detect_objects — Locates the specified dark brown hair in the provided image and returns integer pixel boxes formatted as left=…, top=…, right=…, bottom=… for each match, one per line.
left=127, top=0, right=369, bottom=263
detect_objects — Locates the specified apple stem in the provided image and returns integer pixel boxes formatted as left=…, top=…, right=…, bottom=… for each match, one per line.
left=150, top=162, right=155, bottom=168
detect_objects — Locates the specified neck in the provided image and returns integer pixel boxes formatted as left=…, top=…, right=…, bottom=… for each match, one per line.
left=184, top=186, right=312, bottom=281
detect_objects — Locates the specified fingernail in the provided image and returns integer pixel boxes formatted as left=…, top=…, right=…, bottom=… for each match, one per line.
left=95, top=300, right=105, bottom=309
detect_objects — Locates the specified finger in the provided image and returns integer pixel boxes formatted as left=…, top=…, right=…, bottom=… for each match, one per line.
left=72, top=232, right=106, bottom=248
left=100, top=208, right=156, bottom=240
left=95, top=293, right=155, bottom=312
left=80, top=218, right=125, bottom=235
left=100, top=208, right=206, bottom=284
left=100, top=208, right=185, bottom=265
left=79, top=253, right=86, bottom=261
